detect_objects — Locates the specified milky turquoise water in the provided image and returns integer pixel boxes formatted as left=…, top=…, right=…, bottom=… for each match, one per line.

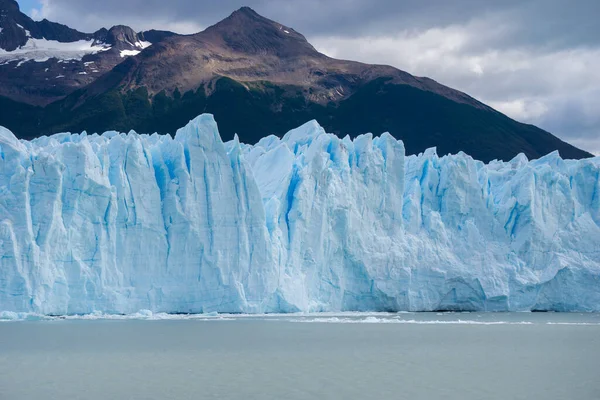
left=1, top=312, right=599, bottom=399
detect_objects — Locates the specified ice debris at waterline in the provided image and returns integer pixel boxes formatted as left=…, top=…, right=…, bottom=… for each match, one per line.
left=0, top=114, right=599, bottom=314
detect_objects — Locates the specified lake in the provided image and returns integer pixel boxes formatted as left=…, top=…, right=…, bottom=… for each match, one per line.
left=1, top=312, right=599, bottom=399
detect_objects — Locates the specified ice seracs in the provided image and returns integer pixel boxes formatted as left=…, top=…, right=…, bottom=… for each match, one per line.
left=0, top=114, right=598, bottom=314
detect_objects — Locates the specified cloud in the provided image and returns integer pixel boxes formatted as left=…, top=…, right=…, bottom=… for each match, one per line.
left=30, top=0, right=598, bottom=45
left=25, top=0, right=600, bottom=154
left=310, top=17, right=600, bottom=155
left=489, top=100, right=549, bottom=121
left=29, top=0, right=206, bottom=33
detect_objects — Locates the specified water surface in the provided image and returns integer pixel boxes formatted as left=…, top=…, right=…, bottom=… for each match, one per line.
left=1, top=312, right=599, bottom=399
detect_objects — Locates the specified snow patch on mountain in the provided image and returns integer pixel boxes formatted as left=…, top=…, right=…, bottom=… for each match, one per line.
left=0, top=37, right=111, bottom=65
left=120, top=49, right=140, bottom=57
left=120, top=40, right=151, bottom=57
left=136, top=40, right=151, bottom=49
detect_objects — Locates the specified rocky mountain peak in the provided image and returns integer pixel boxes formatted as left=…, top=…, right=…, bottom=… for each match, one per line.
left=201, top=6, right=319, bottom=58
left=227, top=5, right=272, bottom=23
left=0, top=6, right=30, bottom=50
left=106, top=25, right=139, bottom=46
left=0, top=0, right=19, bottom=13
left=0, top=3, right=592, bottom=163
left=91, top=27, right=109, bottom=44
left=0, top=0, right=91, bottom=50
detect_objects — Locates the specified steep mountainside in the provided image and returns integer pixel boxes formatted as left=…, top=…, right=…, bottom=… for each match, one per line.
left=0, top=3, right=593, bottom=162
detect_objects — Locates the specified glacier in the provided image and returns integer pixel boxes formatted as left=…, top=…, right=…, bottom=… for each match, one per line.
left=0, top=114, right=599, bottom=315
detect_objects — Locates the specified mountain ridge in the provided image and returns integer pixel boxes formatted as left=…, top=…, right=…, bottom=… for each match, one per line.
left=0, top=0, right=178, bottom=105
left=0, top=2, right=593, bottom=162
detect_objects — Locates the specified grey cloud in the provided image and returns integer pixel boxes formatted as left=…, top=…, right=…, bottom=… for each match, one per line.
left=537, top=92, right=600, bottom=140
left=30, top=0, right=600, bottom=62
left=33, top=0, right=599, bottom=49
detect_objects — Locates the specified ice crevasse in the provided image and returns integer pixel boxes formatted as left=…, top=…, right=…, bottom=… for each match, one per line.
left=0, top=114, right=599, bottom=314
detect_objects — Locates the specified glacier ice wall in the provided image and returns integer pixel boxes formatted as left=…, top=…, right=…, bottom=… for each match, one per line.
left=0, top=114, right=599, bottom=314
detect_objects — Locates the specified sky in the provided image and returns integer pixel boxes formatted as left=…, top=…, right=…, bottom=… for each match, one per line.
left=20, top=0, right=600, bottom=155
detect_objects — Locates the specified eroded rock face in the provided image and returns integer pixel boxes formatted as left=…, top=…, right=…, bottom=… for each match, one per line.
left=0, top=115, right=598, bottom=315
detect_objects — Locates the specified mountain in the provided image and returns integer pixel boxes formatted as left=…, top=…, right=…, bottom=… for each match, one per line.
left=0, top=3, right=593, bottom=162
left=1, top=115, right=599, bottom=314
left=0, top=0, right=177, bottom=106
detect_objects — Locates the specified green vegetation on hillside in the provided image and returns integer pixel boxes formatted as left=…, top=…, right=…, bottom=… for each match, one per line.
left=0, top=77, right=591, bottom=162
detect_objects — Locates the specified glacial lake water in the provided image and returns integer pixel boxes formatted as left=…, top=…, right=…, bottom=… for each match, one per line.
left=1, top=312, right=599, bottom=400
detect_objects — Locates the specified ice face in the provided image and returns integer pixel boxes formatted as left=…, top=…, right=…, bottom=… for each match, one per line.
left=0, top=115, right=599, bottom=314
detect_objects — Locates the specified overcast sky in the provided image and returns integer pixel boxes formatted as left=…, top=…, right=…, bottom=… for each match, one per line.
left=20, top=0, right=600, bottom=155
